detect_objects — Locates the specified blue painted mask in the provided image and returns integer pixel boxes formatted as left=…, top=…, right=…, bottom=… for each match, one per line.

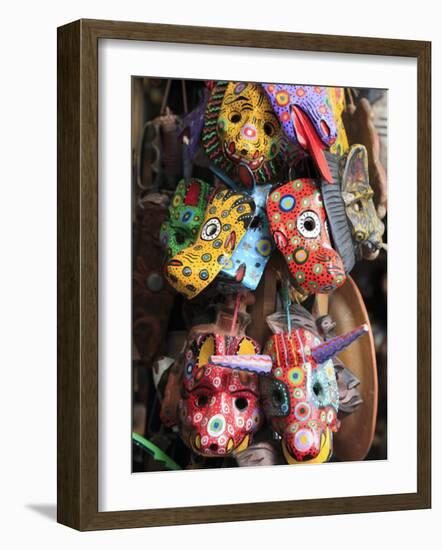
left=217, top=184, right=274, bottom=292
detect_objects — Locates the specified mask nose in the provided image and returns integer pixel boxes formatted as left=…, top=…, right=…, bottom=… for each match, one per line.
left=241, top=123, right=258, bottom=142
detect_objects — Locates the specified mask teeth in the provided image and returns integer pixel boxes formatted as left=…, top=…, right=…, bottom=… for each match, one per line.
left=311, top=324, right=369, bottom=364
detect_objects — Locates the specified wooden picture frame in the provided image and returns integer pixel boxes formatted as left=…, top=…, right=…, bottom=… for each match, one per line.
left=57, top=19, right=431, bottom=531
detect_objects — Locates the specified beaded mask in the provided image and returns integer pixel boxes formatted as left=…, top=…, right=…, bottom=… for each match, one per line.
left=262, top=324, right=368, bottom=464
left=266, top=179, right=346, bottom=294
left=164, top=187, right=255, bottom=299
left=178, top=333, right=263, bottom=456
left=217, top=184, right=274, bottom=292
left=340, top=145, right=385, bottom=260
left=201, top=82, right=288, bottom=186
left=262, top=84, right=338, bottom=182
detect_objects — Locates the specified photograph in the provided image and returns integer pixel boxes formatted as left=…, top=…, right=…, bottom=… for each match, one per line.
left=131, top=78, right=388, bottom=472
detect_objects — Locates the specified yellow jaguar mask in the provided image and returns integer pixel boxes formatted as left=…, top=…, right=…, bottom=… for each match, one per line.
left=202, top=82, right=288, bottom=185
left=164, top=187, right=256, bottom=299
left=218, top=82, right=285, bottom=169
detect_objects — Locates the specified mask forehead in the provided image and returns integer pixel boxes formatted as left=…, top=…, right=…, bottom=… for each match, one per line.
left=220, top=82, right=280, bottom=127
left=189, top=363, right=259, bottom=394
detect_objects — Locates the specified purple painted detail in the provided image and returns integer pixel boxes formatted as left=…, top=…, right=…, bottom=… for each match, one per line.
left=210, top=354, right=273, bottom=374
left=178, top=88, right=210, bottom=158
left=262, top=84, right=337, bottom=147
left=311, top=324, right=369, bottom=364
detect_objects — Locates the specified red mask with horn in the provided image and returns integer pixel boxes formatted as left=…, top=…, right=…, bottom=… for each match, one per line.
left=262, top=324, right=368, bottom=464
left=178, top=333, right=267, bottom=457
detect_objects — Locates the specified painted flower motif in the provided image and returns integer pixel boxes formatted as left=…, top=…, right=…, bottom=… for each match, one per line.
left=276, top=90, right=290, bottom=106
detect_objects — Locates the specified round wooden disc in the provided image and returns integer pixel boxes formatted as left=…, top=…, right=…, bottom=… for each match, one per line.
left=326, top=276, right=378, bottom=461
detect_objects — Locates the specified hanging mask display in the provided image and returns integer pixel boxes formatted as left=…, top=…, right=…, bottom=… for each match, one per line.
left=131, top=78, right=387, bottom=473
left=164, top=187, right=256, bottom=299
left=261, top=319, right=368, bottom=464
left=160, top=178, right=210, bottom=259
left=340, top=144, right=386, bottom=260
left=217, top=184, right=274, bottom=292
left=178, top=333, right=264, bottom=456
left=266, top=179, right=346, bottom=294
left=201, top=82, right=288, bottom=186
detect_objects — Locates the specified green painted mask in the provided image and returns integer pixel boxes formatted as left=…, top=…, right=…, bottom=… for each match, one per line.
left=160, top=178, right=210, bottom=259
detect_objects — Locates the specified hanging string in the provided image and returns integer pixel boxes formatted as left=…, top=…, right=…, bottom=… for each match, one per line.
left=284, top=279, right=292, bottom=334
left=160, top=79, right=172, bottom=115
left=230, top=293, right=242, bottom=336
left=181, top=80, right=188, bottom=114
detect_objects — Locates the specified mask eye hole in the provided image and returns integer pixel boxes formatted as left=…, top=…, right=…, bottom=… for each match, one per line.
left=313, top=382, right=323, bottom=397
left=264, top=122, right=274, bottom=137
left=272, top=389, right=284, bottom=406
left=234, top=397, right=249, bottom=411
left=201, top=218, right=221, bottom=241
left=196, top=395, right=209, bottom=408
left=261, top=378, right=289, bottom=417
left=230, top=112, right=241, bottom=123
left=175, top=231, right=186, bottom=245
left=297, top=210, right=321, bottom=239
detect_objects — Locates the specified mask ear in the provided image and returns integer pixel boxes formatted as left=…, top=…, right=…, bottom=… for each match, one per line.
left=236, top=336, right=260, bottom=355
left=197, top=335, right=215, bottom=367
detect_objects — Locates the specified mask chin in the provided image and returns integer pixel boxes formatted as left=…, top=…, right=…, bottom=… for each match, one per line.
left=233, top=434, right=251, bottom=455
left=281, top=428, right=333, bottom=465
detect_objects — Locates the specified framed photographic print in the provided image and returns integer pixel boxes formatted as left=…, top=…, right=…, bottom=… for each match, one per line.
left=57, top=19, right=431, bottom=531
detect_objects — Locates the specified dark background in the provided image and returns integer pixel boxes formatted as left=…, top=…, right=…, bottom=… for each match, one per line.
left=131, top=78, right=387, bottom=471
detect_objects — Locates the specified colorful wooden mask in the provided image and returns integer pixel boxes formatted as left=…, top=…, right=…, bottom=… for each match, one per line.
left=160, top=178, right=210, bottom=258
left=326, top=87, right=349, bottom=157
left=266, top=179, right=346, bottom=294
left=201, top=82, right=288, bottom=186
left=178, top=333, right=263, bottom=456
left=164, top=187, right=255, bottom=299
left=262, top=324, right=368, bottom=464
left=217, top=184, right=274, bottom=292
left=340, top=145, right=385, bottom=260
left=262, top=84, right=338, bottom=182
